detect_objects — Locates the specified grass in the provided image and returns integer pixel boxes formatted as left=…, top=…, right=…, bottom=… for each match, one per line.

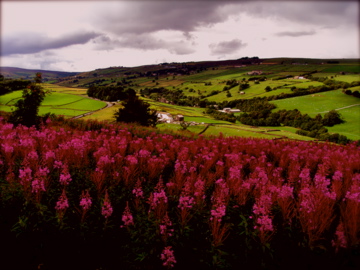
left=0, top=90, right=25, bottom=104
left=331, top=74, right=360, bottom=83
left=272, top=89, right=360, bottom=114
left=271, top=90, right=360, bottom=140
left=82, top=104, right=122, bottom=121
left=0, top=85, right=106, bottom=118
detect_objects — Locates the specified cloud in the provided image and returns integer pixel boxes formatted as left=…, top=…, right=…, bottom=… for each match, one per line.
left=2, top=31, right=101, bottom=56
left=92, top=34, right=195, bottom=55
left=93, top=1, right=237, bottom=36
left=209, top=39, right=247, bottom=55
left=275, top=30, right=316, bottom=37
left=241, top=1, right=358, bottom=28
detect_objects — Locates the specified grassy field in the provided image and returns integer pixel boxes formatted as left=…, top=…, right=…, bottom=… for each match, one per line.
left=272, top=90, right=360, bottom=140
left=331, top=74, right=360, bottom=83
left=272, top=89, right=360, bottom=114
left=0, top=84, right=106, bottom=118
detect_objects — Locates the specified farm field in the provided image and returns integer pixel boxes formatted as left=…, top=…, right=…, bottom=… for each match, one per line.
left=0, top=84, right=106, bottom=118
left=271, top=90, right=360, bottom=140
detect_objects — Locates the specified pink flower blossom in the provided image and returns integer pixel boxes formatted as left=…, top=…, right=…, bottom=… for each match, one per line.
left=160, top=246, right=176, bottom=268
left=55, top=190, right=69, bottom=211
left=80, top=190, right=92, bottom=211
left=31, top=178, right=45, bottom=193
left=101, top=191, right=113, bottom=218
left=121, top=202, right=134, bottom=227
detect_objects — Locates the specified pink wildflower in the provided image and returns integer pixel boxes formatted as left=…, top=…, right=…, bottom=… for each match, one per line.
left=121, top=202, right=134, bottom=227
left=210, top=204, right=226, bottom=222
left=101, top=191, right=113, bottom=218
left=59, top=166, right=72, bottom=185
left=31, top=178, right=45, bottom=193
left=55, top=190, right=69, bottom=211
left=80, top=190, right=92, bottom=211
left=160, top=246, right=176, bottom=268
left=178, top=195, right=195, bottom=210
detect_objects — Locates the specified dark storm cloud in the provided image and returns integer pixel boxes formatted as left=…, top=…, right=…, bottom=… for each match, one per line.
left=275, top=30, right=316, bottom=37
left=94, top=1, right=358, bottom=37
left=2, top=31, right=101, bottom=56
left=94, top=1, right=234, bottom=36
left=209, top=39, right=247, bottom=55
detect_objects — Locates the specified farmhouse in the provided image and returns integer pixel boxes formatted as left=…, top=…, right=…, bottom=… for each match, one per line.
left=247, top=71, right=263, bottom=75
left=219, top=108, right=241, bottom=114
left=174, top=114, right=184, bottom=121
left=157, top=112, right=173, bottom=123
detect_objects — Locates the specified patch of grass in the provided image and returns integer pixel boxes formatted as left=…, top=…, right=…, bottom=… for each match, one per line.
left=331, top=75, right=360, bottom=83
left=82, top=104, right=123, bottom=121
left=0, top=90, right=23, bottom=105
left=57, top=98, right=106, bottom=111
left=0, top=85, right=105, bottom=118
left=272, top=89, right=360, bottom=114
left=271, top=89, right=360, bottom=139
left=325, top=107, right=360, bottom=141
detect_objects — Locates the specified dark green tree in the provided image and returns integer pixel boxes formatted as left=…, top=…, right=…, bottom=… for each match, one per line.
left=9, top=73, right=47, bottom=128
left=322, top=110, right=344, bottom=126
left=114, top=93, right=158, bottom=127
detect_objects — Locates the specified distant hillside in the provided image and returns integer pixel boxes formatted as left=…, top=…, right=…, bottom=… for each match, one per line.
left=0, top=67, right=79, bottom=82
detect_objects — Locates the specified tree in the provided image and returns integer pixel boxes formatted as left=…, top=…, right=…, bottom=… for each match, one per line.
left=9, top=73, right=47, bottom=128
left=114, top=93, right=158, bottom=127
left=322, top=110, right=344, bottom=126
left=265, top=86, right=272, bottom=92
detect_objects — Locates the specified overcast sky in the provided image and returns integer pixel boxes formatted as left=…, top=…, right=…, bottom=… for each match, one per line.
left=1, top=0, right=359, bottom=72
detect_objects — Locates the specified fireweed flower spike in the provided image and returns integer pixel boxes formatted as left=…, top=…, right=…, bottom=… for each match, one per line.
left=101, top=190, right=113, bottom=219
left=55, top=189, right=69, bottom=222
left=121, top=201, right=134, bottom=228
left=160, top=246, right=176, bottom=268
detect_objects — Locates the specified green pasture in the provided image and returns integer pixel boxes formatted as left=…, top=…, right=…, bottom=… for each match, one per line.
left=38, top=107, right=91, bottom=117
left=183, top=116, right=233, bottom=124
left=0, top=90, right=23, bottom=105
left=0, top=105, right=13, bottom=113
left=206, top=80, right=287, bottom=101
left=349, top=86, right=360, bottom=92
left=0, top=85, right=106, bottom=118
left=204, top=125, right=281, bottom=139
left=325, top=107, right=360, bottom=141
left=145, top=99, right=204, bottom=117
left=272, top=89, right=360, bottom=114
left=82, top=104, right=122, bottom=122
left=41, top=92, right=84, bottom=106
left=271, top=90, right=360, bottom=140
left=43, top=83, right=88, bottom=95
left=331, top=74, right=360, bottom=83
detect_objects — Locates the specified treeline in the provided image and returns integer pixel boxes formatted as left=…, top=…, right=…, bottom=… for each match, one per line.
left=216, top=97, right=276, bottom=112
left=343, top=89, right=360, bottom=98
left=261, top=77, right=360, bottom=101
left=0, top=76, right=31, bottom=95
left=87, top=85, right=136, bottom=101
left=140, top=87, right=209, bottom=107
left=238, top=104, right=349, bottom=144
left=204, top=107, right=237, bottom=123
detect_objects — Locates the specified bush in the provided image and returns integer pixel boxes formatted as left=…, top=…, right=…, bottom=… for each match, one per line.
left=114, top=93, right=158, bottom=127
